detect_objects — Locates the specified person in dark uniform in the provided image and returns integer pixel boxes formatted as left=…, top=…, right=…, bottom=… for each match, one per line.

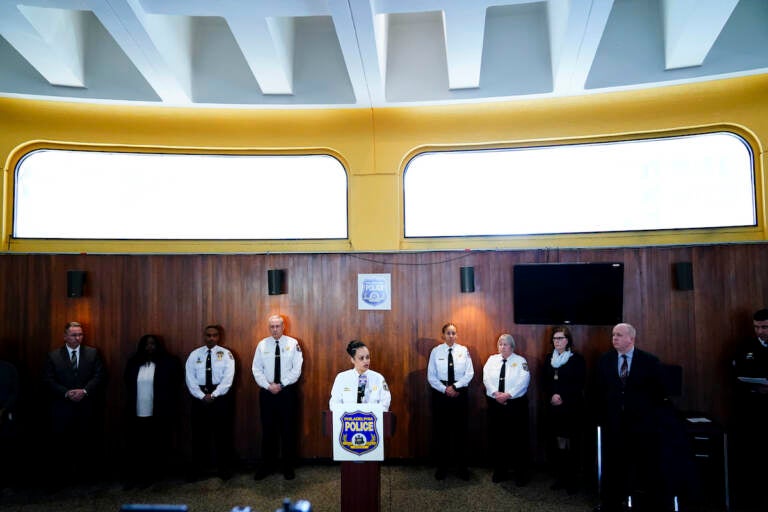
left=123, top=334, right=183, bottom=488
left=43, top=321, right=106, bottom=482
left=184, top=324, right=236, bottom=480
left=730, top=308, right=768, bottom=509
left=594, top=323, right=668, bottom=512
left=427, top=322, right=474, bottom=480
left=542, top=326, right=586, bottom=494
left=0, top=358, right=20, bottom=491
left=251, top=314, right=304, bottom=481
left=483, top=333, right=531, bottom=486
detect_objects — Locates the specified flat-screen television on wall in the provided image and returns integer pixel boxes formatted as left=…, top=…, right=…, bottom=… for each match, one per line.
left=513, top=262, right=624, bottom=325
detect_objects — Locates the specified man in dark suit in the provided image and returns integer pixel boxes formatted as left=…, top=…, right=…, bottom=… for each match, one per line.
left=730, top=308, right=768, bottom=509
left=595, top=323, right=668, bottom=512
left=43, top=321, right=106, bottom=480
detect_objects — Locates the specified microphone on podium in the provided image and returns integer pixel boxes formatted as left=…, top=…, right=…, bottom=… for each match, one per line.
left=357, top=374, right=367, bottom=403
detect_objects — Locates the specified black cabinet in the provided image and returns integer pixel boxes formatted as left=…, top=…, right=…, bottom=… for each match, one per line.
left=683, top=415, right=729, bottom=511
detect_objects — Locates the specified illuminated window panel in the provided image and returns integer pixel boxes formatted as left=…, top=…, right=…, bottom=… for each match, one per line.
left=14, top=150, right=348, bottom=240
left=404, top=132, right=755, bottom=237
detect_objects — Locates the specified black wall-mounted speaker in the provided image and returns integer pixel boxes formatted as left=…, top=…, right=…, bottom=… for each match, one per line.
left=674, top=262, right=694, bottom=291
left=460, top=266, right=475, bottom=293
left=67, top=270, right=86, bottom=298
left=267, top=269, right=286, bottom=295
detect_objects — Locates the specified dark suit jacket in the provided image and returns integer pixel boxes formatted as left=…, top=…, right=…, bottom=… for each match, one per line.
left=596, top=348, right=667, bottom=435
left=43, top=345, right=105, bottom=432
left=542, top=351, right=586, bottom=438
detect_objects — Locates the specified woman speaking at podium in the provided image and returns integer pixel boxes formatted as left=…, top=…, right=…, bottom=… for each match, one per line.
left=330, top=340, right=391, bottom=410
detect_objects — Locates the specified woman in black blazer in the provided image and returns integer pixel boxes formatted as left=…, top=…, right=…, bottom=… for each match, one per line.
left=542, top=326, right=586, bottom=494
left=123, top=334, right=182, bottom=487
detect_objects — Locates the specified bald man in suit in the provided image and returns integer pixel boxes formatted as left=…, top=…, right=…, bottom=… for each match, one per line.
left=595, top=323, right=668, bottom=512
left=43, top=321, right=106, bottom=481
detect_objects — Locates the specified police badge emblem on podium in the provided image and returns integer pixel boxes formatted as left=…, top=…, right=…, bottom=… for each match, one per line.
left=331, top=403, right=385, bottom=461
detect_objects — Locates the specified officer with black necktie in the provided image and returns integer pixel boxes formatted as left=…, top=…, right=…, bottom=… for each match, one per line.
left=252, top=314, right=303, bottom=480
left=482, top=333, right=531, bottom=485
left=427, top=322, right=474, bottom=480
left=184, top=324, right=236, bottom=480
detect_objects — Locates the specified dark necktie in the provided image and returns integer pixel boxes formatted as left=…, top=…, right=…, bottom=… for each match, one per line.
left=274, top=339, right=281, bottom=385
left=620, top=354, right=629, bottom=385
left=499, top=359, right=507, bottom=393
left=70, top=349, right=78, bottom=369
left=357, top=374, right=367, bottom=404
left=205, top=349, right=213, bottom=393
left=447, top=348, right=455, bottom=386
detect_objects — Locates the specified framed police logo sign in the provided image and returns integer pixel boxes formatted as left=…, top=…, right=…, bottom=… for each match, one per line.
left=358, top=273, right=391, bottom=310
left=331, top=403, right=385, bottom=461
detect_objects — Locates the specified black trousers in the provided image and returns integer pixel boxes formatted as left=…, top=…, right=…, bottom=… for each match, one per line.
left=432, top=388, right=469, bottom=469
left=190, top=394, right=234, bottom=475
left=125, top=415, right=174, bottom=482
left=601, top=424, right=663, bottom=509
left=259, top=385, right=298, bottom=470
left=486, top=396, right=530, bottom=476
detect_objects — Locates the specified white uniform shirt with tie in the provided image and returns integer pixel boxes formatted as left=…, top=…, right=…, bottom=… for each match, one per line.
left=427, top=343, right=474, bottom=393
left=483, top=352, right=530, bottom=399
left=185, top=345, right=235, bottom=399
left=252, top=335, right=303, bottom=388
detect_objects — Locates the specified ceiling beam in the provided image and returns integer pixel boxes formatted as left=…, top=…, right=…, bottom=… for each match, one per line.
left=662, top=0, right=740, bottom=70
left=549, top=0, right=614, bottom=94
left=0, top=4, right=85, bottom=87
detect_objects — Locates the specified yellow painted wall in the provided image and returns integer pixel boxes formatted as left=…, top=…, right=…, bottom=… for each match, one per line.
left=1, top=73, right=767, bottom=253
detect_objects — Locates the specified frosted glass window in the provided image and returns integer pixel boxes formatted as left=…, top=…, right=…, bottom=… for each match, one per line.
left=404, top=132, right=755, bottom=237
left=14, top=150, right=347, bottom=239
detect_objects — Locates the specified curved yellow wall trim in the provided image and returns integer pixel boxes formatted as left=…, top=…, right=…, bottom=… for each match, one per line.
left=1, top=74, right=766, bottom=253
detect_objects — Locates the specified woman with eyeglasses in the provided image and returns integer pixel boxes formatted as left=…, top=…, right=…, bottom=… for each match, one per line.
left=542, top=326, right=586, bottom=494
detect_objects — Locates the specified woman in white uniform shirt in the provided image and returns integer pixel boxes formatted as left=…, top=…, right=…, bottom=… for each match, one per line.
left=427, top=322, right=474, bottom=480
left=483, top=333, right=531, bottom=486
left=330, top=340, right=390, bottom=410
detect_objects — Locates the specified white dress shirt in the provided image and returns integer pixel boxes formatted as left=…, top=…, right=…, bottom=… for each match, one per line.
left=483, top=352, right=530, bottom=399
left=427, top=342, right=474, bottom=393
left=330, top=368, right=391, bottom=411
left=136, top=362, right=155, bottom=417
left=252, top=334, right=303, bottom=388
left=185, top=345, right=235, bottom=399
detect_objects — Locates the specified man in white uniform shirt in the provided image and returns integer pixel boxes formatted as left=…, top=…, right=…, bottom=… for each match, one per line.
left=252, top=315, right=303, bottom=480
left=483, top=333, right=531, bottom=485
left=184, top=324, right=235, bottom=480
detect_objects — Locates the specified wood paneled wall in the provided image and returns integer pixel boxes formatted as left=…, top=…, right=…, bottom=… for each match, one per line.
left=1, top=244, right=766, bottom=465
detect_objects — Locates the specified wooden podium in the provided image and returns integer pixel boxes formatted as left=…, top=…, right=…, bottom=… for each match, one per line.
left=323, top=409, right=395, bottom=512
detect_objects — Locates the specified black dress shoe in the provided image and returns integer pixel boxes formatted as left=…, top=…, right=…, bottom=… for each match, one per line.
left=514, top=474, right=529, bottom=487
left=550, top=479, right=565, bottom=490
left=253, top=467, right=271, bottom=481
left=283, top=468, right=295, bottom=480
